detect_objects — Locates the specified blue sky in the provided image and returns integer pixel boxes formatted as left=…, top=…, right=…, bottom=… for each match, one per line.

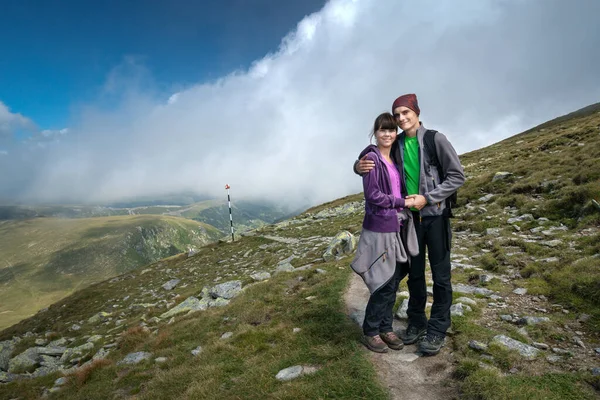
left=0, top=0, right=325, bottom=131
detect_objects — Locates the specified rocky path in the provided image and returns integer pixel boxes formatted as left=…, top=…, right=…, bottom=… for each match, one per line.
left=344, top=274, right=457, bottom=400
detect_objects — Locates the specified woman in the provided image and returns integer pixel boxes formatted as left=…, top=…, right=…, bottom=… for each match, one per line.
left=350, top=112, right=419, bottom=353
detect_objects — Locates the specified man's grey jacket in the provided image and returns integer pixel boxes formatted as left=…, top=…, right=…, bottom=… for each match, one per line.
left=356, top=123, right=465, bottom=218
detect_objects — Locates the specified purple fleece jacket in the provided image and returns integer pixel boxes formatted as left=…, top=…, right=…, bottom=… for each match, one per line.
left=358, top=145, right=405, bottom=232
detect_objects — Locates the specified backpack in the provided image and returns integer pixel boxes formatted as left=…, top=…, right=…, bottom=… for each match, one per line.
left=423, top=130, right=457, bottom=218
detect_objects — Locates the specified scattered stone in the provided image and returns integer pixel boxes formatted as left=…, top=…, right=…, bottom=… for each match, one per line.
left=532, top=342, right=549, bottom=350
left=36, top=346, right=66, bottom=356
left=70, top=324, right=81, bottom=331
left=492, top=172, right=513, bottom=182
left=450, top=303, right=472, bottom=317
left=48, top=338, right=67, bottom=347
left=8, top=348, right=40, bottom=373
left=87, top=335, right=103, bottom=343
left=221, top=332, right=233, bottom=340
left=60, top=342, right=94, bottom=363
left=275, top=262, right=295, bottom=273
left=572, top=336, right=585, bottom=348
left=250, top=272, right=271, bottom=281
left=162, top=279, right=181, bottom=291
left=552, top=348, right=572, bottom=356
left=88, top=311, right=112, bottom=324
left=591, top=368, right=600, bottom=377
left=594, top=348, right=600, bottom=355
left=486, top=228, right=501, bottom=237
left=479, top=194, right=495, bottom=202
left=210, top=281, right=243, bottom=299
left=540, top=240, right=562, bottom=248
left=517, top=316, right=550, bottom=326
left=479, top=274, right=494, bottom=284
left=577, top=314, right=591, bottom=323
left=316, top=268, right=327, bottom=274
left=322, top=231, right=357, bottom=261
left=500, top=315, right=514, bottom=322
left=155, top=357, right=168, bottom=364
left=0, top=371, right=18, bottom=383
left=191, top=346, right=203, bottom=356
left=396, top=299, right=409, bottom=320
left=92, top=348, right=110, bottom=361
left=160, top=297, right=208, bottom=319
left=455, top=297, right=477, bottom=306
left=541, top=257, right=560, bottom=263
left=513, top=288, right=527, bottom=295
left=305, top=296, right=317, bottom=301
left=546, top=355, right=562, bottom=363
left=34, top=338, right=48, bottom=346
left=117, top=351, right=152, bottom=365
left=469, top=340, right=488, bottom=352
left=492, top=335, right=540, bottom=360
left=0, top=339, right=19, bottom=371
left=453, top=283, right=494, bottom=297
left=54, top=377, right=68, bottom=386
left=293, top=328, right=301, bottom=334
left=276, top=365, right=303, bottom=381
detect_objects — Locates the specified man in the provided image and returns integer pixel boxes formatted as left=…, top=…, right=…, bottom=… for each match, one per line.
left=354, top=94, right=465, bottom=355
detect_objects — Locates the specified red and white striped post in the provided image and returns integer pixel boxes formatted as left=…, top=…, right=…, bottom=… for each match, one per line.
left=225, top=184, right=234, bottom=241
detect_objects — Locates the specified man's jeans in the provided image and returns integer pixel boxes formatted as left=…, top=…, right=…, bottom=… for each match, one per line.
left=407, top=212, right=453, bottom=337
left=363, top=261, right=409, bottom=336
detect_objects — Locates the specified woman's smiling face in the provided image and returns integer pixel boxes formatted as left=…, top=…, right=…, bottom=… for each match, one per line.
left=375, top=128, right=397, bottom=149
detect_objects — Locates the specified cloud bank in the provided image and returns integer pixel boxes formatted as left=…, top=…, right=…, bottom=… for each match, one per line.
left=2, top=0, right=600, bottom=208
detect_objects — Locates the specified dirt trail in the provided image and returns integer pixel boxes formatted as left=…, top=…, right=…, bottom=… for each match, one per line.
left=344, top=273, right=458, bottom=400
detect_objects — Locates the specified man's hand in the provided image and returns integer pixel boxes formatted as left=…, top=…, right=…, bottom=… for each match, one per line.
left=357, top=155, right=376, bottom=174
left=404, top=197, right=416, bottom=209
left=406, top=195, right=427, bottom=210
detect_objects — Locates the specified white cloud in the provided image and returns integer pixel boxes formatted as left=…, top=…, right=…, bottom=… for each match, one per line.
left=3, top=0, right=600, bottom=207
left=0, top=150, right=7, bottom=156
left=41, top=128, right=69, bottom=137
left=0, top=101, right=36, bottom=138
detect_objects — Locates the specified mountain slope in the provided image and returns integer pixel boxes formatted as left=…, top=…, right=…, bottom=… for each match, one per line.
left=0, top=103, right=599, bottom=399
left=0, top=215, right=221, bottom=330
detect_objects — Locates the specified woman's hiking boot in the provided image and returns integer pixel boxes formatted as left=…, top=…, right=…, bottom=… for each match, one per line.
left=379, top=332, right=404, bottom=350
left=399, top=324, right=427, bottom=345
left=363, top=335, right=389, bottom=353
left=418, top=333, right=445, bottom=355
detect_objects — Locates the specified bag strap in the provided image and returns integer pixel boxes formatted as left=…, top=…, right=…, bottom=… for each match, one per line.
left=423, top=130, right=442, bottom=178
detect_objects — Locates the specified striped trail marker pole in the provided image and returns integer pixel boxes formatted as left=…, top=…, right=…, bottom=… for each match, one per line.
left=225, top=184, right=234, bottom=242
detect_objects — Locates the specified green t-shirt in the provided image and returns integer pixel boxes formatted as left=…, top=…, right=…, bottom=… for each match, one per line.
left=403, top=136, right=420, bottom=211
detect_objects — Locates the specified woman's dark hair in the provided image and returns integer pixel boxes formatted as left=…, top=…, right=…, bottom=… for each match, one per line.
left=369, top=112, right=397, bottom=142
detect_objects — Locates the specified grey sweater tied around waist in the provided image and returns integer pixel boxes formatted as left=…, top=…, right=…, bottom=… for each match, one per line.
left=350, top=209, right=419, bottom=294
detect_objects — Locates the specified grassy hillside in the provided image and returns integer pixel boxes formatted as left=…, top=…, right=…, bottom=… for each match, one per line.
left=0, top=103, right=598, bottom=399
left=0, top=215, right=221, bottom=330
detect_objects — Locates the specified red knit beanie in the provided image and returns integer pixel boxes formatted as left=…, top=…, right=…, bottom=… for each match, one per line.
left=392, top=94, right=420, bottom=116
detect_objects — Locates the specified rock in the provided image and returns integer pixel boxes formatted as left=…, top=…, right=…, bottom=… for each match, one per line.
left=87, top=335, right=103, bottom=343
left=209, top=280, right=242, bottom=299
left=479, top=274, right=494, bottom=284
left=188, top=248, right=197, bottom=257
left=396, top=299, right=409, bottom=320
left=118, top=351, right=152, bottom=365
left=516, top=316, right=550, bottom=326
left=500, top=315, right=514, bottom=322
left=0, top=371, right=19, bottom=383
left=221, top=332, right=233, bottom=340
left=191, top=346, right=203, bottom=356
left=155, top=357, right=168, bottom=364
left=322, top=231, right=357, bottom=261
left=577, top=314, right=591, bottom=323
left=469, top=340, right=488, bottom=352
left=595, top=348, right=600, bottom=355
left=512, top=288, right=528, bottom=295
left=591, top=368, right=600, bottom=377
left=275, top=262, right=296, bottom=273
left=492, top=335, right=540, bottom=360
left=250, top=272, right=271, bottom=281
left=54, top=377, right=68, bottom=386
left=532, top=342, right=549, bottom=350
left=540, top=240, right=562, bottom=248
left=276, top=365, right=303, bottom=381
left=541, top=257, right=559, bottom=263
left=486, top=228, right=501, bottom=237
left=8, top=348, right=41, bottom=373
left=160, top=297, right=209, bottom=319
left=36, top=346, right=66, bottom=356
left=88, top=311, right=112, bottom=324
left=48, top=338, right=67, bottom=347
left=455, top=297, right=477, bottom=306
left=293, top=328, right=302, bottom=334
left=450, top=303, right=472, bottom=317
left=453, top=283, right=494, bottom=297
left=35, top=338, right=48, bottom=346
left=60, top=342, right=94, bottom=363
left=162, top=279, right=181, bottom=291
left=572, top=336, right=586, bottom=348
left=208, top=298, right=230, bottom=308
left=492, top=172, right=513, bottom=182
left=92, top=348, right=110, bottom=361
left=479, top=194, right=495, bottom=202
left=0, top=339, right=19, bottom=371
left=70, top=324, right=81, bottom=331
left=546, top=355, right=562, bottom=363
left=316, top=268, right=327, bottom=274
left=551, top=348, right=572, bottom=356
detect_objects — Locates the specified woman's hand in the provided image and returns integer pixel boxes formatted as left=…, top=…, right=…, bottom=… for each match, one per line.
left=404, top=197, right=416, bottom=209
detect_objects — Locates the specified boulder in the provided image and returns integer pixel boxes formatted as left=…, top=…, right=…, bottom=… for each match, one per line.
left=162, top=279, right=181, bottom=291
left=478, top=194, right=495, bottom=202
left=469, top=340, right=488, bottom=352
left=492, top=172, right=513, bottom=182
left=516, top=316, right=550, bottom=326
left=250, top=271, right=271, bottom=282
left=36, top=346, right=66, bottom=356
left=276, top=365, right=303, bottom=381
left=88, top=311, right=112, bottom=324
left=117, top=351, right=152, bottom=366
left=8, top=348, right=40, bottom=373
left=0, top=339, right=19, bottom=371
left=209, top=281, right=242, bottom=299
left=492, top=335, right=539, bottom=360
left=160, top=296, right=209, bottom=319
left=0, top=371, right=19, bottom=383
left=60, top=342, right=94, bottom=363
left=455, top=297, right=477, bottom=306
left=450, top=303, right=472, bottom=317
left=323, top=231, right=357, bottom=261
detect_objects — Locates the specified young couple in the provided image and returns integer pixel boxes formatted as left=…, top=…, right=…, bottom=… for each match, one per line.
left=351, top=94, right=465, bottom=356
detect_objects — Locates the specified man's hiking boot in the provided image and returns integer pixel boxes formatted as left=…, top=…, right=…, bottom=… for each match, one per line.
left=418, top=333, right=445, bottom=356
left=379, top=332, right=404, bottom=350
left=399, top=325, right=427, bottom=345
left=363, top=335, right=389, bottom=353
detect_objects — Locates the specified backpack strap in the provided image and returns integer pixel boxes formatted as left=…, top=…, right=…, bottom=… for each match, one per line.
left=423, top=130, right=441, bottom=177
